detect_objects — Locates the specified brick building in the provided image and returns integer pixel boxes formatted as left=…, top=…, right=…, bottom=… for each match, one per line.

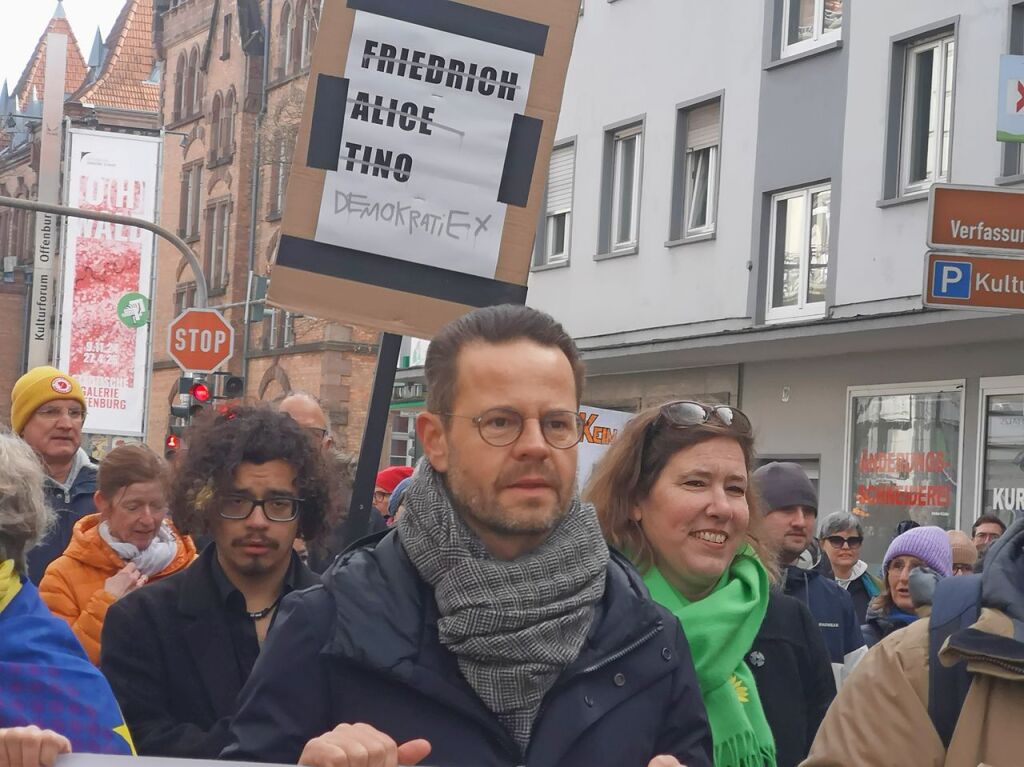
left=148, top=0, right=380, bottom=454
left=0, top=0, right=159, bottom=425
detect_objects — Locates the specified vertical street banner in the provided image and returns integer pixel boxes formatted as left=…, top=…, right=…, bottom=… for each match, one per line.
left=268, top=0, right=582, bottom=338
left=997, top=54, right=1024, bottom=143
left=57, top=130, right=161, bottom=437
left=26, top=32, right=66, bottom=368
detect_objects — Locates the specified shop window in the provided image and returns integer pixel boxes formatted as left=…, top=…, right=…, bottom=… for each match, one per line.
left=846, top=383, right=963, bottom=567
left=977, top=376, right=1024, bottom=527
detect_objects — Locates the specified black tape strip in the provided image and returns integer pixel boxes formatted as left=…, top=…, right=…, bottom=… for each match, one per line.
left=498, top=114, right=542, bottom=207
left=277, top=234, right=528, bottom=307
left=348, top=0, right=548, bottom=55
left=307, top=75, right=350, bottom=171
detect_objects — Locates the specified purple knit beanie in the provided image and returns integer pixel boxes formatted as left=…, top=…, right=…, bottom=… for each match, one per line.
left=882, top=525, right=953, bottom=577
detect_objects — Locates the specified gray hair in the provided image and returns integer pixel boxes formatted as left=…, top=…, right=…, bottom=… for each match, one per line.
left=819, top=511, right=863, bottom=539
left=0, top=432, right=54, bottom=575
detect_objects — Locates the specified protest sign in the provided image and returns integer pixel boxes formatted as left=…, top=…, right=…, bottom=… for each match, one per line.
left=577, top=405, right=633, bottom=489
left=268, top=0, right=581, bottom=338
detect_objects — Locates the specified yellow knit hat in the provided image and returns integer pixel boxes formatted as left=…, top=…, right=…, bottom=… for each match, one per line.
left=10, top=366, right=87, bottom=435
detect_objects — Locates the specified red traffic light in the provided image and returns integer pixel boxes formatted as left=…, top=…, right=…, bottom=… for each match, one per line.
left=190, top=382, right=211, bottom=402
left=165, top=434, right=181, bottom=451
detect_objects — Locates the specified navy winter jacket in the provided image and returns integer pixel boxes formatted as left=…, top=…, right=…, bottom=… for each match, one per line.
left=223, top=533, right=713, bottom=767
left=783, top=565, right=867, bottom=684
left=26, top=456, right=97, bottom=584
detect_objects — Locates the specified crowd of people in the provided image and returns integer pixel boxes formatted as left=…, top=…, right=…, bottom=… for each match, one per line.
left=1, top=304, right=1021, bottom=767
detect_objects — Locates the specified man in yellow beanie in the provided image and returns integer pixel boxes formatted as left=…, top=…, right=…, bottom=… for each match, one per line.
left=10, top=366, right=97, bottom=584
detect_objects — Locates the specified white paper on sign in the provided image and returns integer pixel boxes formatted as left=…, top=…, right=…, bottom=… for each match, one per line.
left=315, top=11, right=536, bottom=278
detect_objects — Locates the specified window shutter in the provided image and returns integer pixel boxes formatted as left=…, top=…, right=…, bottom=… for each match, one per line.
left=546, top=144, right=575, bottom=215
left=686, top=101, right=720, bottom=150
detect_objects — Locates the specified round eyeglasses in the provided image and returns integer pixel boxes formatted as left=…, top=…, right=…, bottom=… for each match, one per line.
left=219, top=494, right=303, bottom=522
left=443, top=407, right=585, bottom=449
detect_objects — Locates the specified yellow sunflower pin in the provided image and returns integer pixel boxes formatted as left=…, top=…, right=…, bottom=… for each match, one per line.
left=730, top=674, right=750, bottom=704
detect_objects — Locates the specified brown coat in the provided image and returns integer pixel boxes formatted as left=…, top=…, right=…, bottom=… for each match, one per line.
left=802, top=606, right=1024, bottom=767
left=38, top=513, right=196, bottom=664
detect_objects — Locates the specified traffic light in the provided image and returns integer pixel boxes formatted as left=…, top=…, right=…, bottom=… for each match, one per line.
left=211, top=371, right=245, bottom=400
left=170, top=374, right=211, bottom=427
left=165, top=432, right=181, bottom=452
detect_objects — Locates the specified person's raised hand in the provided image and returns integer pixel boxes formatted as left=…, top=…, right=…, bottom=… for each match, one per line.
left=0, top=726, right=71, bottom=767
left=104, top=563, right=147, bottom=599
left=298, top=723, right=431, bottom=767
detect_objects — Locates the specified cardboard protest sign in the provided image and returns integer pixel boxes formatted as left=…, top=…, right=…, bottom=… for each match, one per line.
left=268, top=0, right=581, bottom=338
left=577, top=405, right=633, bottom=489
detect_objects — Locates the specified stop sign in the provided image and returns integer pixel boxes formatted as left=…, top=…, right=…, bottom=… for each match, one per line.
left=167, top=308, right=235, bottom=373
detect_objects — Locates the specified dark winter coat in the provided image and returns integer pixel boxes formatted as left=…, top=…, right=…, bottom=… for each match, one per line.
left=748, top=591, right=836, bottom=767
left=100, top=544, right=317, bottom=757
left=783, top=565, right=867, bottom=684
left=222, top=533, right=713, bottom=767
left=26, top=455, right=97, bottom=584
left=861, top=603, right=916, bottom=647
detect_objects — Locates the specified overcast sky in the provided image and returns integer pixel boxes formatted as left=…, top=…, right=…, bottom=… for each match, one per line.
left=1, top=1, right=126, bottom=94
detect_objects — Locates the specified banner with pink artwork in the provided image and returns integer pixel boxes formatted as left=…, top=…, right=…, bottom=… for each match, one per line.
left=57, top=130, right=160, bottom=437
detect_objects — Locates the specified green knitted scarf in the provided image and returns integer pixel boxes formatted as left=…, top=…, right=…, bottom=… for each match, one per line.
left=644, top=546, right=776, bottom=767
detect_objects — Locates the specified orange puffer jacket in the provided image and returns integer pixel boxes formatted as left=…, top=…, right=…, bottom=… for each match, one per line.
left=39, top=513, right=197, bottom=664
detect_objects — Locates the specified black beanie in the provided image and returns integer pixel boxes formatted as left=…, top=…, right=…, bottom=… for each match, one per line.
left=752, top=461, right=817, bottom=514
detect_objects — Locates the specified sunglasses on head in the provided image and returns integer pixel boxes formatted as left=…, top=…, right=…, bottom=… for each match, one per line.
left=655, top=401, right=752, bottom=434
left=824, top=535, right=863, bottom=549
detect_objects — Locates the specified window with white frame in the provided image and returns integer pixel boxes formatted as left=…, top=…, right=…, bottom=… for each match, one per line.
left=610, top=125, right=642, bottom=252
left=901, top=34, right=955, bottom=195
left=683, top=100, right=720, bottom=237
left=205, top=200, right=231, bottom=291
left=539, top=142, right=574, bottom=266
left=766, top=183, right=830, bottom=322
left=781, top=0, right=842, bottom=58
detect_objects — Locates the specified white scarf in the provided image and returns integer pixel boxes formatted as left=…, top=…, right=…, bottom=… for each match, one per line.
left=834, top=559, right=868, bottom=589
left=98, top=520, right=179, bottom=577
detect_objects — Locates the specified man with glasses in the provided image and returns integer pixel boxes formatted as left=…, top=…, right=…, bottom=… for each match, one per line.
left=223, top=305, right=711, bottom=767
left=753, top=463, right=867, bottom=688
left=279, top=392, right=335, bottom=453
left=971, top=514, right=1007, bottom=566
left=100, top=406, right=329, bottom=758
left=10, top=366, right=96, bottom=584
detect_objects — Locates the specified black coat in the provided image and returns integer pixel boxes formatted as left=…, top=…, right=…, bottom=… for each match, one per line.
left=223, top=533, right=713, bottom=767
left=99, top=545, right=317, bottom=758
left=748, top=591, right=836, bottom=767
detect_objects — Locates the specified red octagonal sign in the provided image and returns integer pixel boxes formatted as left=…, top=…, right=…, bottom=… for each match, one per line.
left=168, top=308, right=234, bottom=373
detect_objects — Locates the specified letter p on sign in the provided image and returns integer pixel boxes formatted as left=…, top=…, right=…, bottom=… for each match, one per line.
left=932, top=260, right=972, bottom=300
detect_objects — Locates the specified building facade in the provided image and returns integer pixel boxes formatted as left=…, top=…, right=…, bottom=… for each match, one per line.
left=149, top=0, right=380, bottom=454
left=522, top=0, right=1024, bottom=564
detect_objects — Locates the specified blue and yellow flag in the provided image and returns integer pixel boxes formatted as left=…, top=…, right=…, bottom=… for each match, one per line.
left=0, top=561, right=134, bottom=755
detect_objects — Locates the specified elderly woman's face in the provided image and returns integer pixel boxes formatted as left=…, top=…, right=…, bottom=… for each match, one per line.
left=887, top=555, right=924, bottom=613
left=633, top=436, right=750, bottom=601
left=97, top=481, right=169, bottom=551
left=822, top=529, right=862, bottom=571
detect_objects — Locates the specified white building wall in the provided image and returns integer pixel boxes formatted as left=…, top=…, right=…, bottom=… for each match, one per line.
left=527, top=0, right=765, bottom=339
left=835, top=0, right=1008, bottom=308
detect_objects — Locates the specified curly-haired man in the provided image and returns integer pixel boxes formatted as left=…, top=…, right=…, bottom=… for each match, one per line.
left=99, top=406, right=331, bottom=759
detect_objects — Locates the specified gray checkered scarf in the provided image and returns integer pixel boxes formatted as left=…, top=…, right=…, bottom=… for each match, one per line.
left=397, top=461, right=609, bottom=753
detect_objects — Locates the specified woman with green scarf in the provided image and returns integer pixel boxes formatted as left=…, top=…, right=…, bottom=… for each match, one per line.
left=587, top=402, right=835, bottom=767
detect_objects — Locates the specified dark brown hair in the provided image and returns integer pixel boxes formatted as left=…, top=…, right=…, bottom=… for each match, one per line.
left=972, top=513, right=1007, bottom=535
left=584, top=404, right=777, bottom=581
left=425, top=305, right=585, bottom=416
left=97, top=444, right=171, bottom=500
left=171, top=404, right=332, bottom=542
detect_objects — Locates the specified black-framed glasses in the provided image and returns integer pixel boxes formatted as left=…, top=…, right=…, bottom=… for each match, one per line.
left=656, top=401, right=752, bottom=433
left=219, top=494, right=304, bottom=522
left=824, top=535, right=863, bottom=549
left=443, top=407, right=585, bottom=449
left=952, top=563, right=974, bottom=575
left=373, top=489, right=392, bottom=503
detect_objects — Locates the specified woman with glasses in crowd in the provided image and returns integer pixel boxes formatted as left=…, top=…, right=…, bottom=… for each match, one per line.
left=861, top=525, right=952, bottom=647
left=38, top=445, right=196, bottom=665
left=587, top=402, right=835, bottom=767
left=816, top=512, right=881, bottom=626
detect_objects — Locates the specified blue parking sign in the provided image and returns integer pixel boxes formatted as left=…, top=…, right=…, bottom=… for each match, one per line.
left=932, top=260, right=972, bottom=300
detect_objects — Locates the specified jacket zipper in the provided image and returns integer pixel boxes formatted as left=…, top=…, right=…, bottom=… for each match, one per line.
left=579, top=621, right=664, bottom=675
left=951, top=649, right=1024, bottom=677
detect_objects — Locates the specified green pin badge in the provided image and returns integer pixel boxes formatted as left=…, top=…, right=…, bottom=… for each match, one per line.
left=117, top=292, right=151, bottom=328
